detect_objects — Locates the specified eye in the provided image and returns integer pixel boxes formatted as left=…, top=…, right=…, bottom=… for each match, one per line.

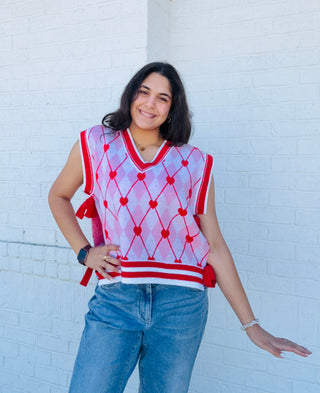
left=138, top=89, right=148, bottom=95
left=159, top=96, right=168, bottom=103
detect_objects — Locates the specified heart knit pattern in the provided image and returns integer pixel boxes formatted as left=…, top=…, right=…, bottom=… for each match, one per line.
left=79, top=125, right=214, bottom=289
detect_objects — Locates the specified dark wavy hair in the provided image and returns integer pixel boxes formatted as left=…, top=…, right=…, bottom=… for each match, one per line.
left=102, top=62, right=192, bottom=145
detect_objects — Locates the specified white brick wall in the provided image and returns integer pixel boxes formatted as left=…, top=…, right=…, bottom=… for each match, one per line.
left=1, top=0, right=319, bottom=392
left=169, top=1, right=320, bottom=392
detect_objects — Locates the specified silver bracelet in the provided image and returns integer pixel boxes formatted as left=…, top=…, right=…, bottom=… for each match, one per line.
left=241, top=318, right=259, bottom=331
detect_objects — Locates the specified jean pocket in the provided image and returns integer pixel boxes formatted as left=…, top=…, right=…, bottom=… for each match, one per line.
left=98, top=282, right=120, bottom=291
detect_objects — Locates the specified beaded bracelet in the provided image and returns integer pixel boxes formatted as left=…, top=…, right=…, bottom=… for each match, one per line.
left=241, top=318, right=259, bottom=331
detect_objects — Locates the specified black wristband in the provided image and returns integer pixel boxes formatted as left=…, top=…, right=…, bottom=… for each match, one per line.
left=77, top=244, right=92, bottom=266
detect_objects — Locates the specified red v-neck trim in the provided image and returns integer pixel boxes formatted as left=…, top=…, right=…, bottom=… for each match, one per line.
left=121, top=129, right=171, bottom=172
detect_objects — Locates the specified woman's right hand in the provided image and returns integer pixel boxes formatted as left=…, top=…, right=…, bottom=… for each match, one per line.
left=85, top=244, right=121, bottom=280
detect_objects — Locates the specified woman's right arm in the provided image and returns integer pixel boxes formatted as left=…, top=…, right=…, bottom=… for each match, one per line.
left=48, top=141, right=121, bottom=279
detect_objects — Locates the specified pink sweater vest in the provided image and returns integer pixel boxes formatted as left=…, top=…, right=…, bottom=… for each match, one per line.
left=77, top=125, right=216, bottom=290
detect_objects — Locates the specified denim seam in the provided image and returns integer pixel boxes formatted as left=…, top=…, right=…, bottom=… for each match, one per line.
left=117, top=336, right=141, bottom=393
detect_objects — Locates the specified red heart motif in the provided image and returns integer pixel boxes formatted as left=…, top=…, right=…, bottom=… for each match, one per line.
left=178, top=208, right=187, bottom=216
left=149, top=200, right=158, bottom=209
left=148, top=256, right=155, bottom=260
left=96, top=173, right=99, bottom=180
left=103, top=200, right=108, bottom=208
left=137, top=173, right=146, bottom=181
left=186, top=235, right=193, bottom=243
left=134, top=226, right=142, bottom=236
left=188, top=188, right=192, bottom=197
left=109, top=170, right=117, bottom=179
left=104, top=230, right=109, bottom=238
left=161, top=229, right=170, bottom=238
left=121, top=256, right=128, bottom=260
left=175, top=259, right=182, bottom=263
left=104, top=144, right=110, bottom=152
left=166, top=176, right=175, bottom=185
left=120, top=197, right=128, bottom=206
left=181, top=160, right=189, bottom=166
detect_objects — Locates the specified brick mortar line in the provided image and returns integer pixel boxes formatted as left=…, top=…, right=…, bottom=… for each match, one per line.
left=0, top=240, right=70, bottom=250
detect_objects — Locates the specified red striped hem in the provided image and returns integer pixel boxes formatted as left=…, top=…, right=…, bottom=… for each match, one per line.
left=121, top=271, right=204, bottom=284
left=196, top=154, right=213, bottom=214
left=121, top=260, right=203, bottom=274
left=80, top=130, right=94, bottom=194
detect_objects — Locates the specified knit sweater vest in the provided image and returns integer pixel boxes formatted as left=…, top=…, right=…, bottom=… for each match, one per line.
left=78, top=125, right=214, bottom=290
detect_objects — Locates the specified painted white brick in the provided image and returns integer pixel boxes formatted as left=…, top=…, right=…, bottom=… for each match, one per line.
left=0, top=339, right=19, bottom=357
left=221, top=384, right=269, bottom=393
left=50, top=387, right=68, bottom=393
left=293, top=381, right=320, bottom=393
left=0, top=310, right=19, bottom=326
left=249, top=138, right=297, bottom=155
left=32, top=260, right=45, bottom=276
left=20, top=313, right=52, bottom=334
left=249, top=239, right=295, bottom=260
left=295, top=279, right=320, bottom=300
left=270, top=190, right=319, bottom=209
left=249, top=173, right=295, bottom=190
left=274, top=49, right=320, bottom=68
left=225, top=221, right=268, bottom=241
left=248, top=273, right=295, bottom=295
left=226, top=155, right=271, bottom=172
left=37, top=334, right=69, bottom=354
left=34, top=364, right=69, bottom=386
left=295, top=244, right=320, bottom=263
left=19, top=376, right=51, bottom=393
left=300, top=0, right=320, bottom=12
left=5, top=326, right=36, bottom=346
left=52, top=320, right=83, bottom=341
left=19, top=344, right=51, bottom=366
left=253, top=69, right=299, bottom=87
left=223, top=347, right=267, bottom=371
left=249, top=206, right=295, bottom=224
left=295, top=209, right=320, bottom=226
left=267, top=223, right=317, bottom=244
left=4, top=356, right=34, bottom=377
left=236, top=254, right=267, bottom=274
left=225, top=188, right=269, bottom=206
left=268, top=260, right=315, bottom=280
left=2, top=387, right=25, bottom=393
left=298, top=299, right=319, bottom=347
left=246, top=370, right=292, bottom=393
left=268, top=358, right=317, bottom=382
left=298, top=138, right=320, bottom=155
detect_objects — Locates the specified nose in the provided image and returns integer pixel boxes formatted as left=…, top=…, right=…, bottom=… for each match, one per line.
left=145, top=94, right=156, bottom=107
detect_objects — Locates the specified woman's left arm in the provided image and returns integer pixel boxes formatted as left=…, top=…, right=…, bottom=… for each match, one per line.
left=199, top=176, right=312, bottom=358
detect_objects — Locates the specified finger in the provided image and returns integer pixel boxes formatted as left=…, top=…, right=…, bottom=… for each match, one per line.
left=271, top=338, right=312, bottom=357
left=96, top=267, right=114, bottom=280
left=103, top=255, right=121, bottom=268
left=104, top=244, right=120, bottom=253
left=261, top=341, right=283, bottom=358
left=102, top=261, right=121, bottom=274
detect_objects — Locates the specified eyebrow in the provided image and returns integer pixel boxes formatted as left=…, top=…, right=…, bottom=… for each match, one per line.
left=140, top=84, right=172, bottom=99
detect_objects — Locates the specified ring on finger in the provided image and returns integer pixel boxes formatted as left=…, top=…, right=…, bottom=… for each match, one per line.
left=103, top=255, right=108, bottom=262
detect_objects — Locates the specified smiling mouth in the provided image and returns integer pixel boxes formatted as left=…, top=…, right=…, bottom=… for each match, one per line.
left=139, top=110, right=156, bottom=119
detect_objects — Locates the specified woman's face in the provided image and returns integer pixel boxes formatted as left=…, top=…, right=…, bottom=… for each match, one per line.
left=130, top=72, right=172, bottom=135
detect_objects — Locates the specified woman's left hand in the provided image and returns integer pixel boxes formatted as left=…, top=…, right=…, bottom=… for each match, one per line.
left=245, top=324, right=312, bottom=358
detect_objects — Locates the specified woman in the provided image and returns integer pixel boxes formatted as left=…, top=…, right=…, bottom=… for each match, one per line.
left=48, top=62, right=311, bottom=393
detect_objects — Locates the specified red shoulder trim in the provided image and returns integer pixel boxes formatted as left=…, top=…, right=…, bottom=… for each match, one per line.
left=80, top=130, right=94, bottom=194
left=196, top=154, right=213, bottom=214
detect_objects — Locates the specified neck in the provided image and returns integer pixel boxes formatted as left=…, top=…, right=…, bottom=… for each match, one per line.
left=129, top=127, right=163, bottom=146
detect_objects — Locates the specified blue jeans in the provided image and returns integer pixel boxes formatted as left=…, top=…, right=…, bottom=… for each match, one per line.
left=69, top=283, right=208, bottom=393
